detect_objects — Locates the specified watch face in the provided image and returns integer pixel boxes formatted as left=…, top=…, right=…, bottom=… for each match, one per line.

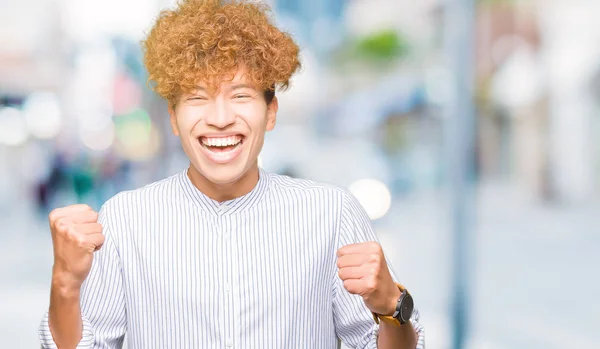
left=400, top=294, right=414, bottom=322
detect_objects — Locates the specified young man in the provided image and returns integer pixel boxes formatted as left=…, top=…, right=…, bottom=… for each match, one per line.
left=39, top=0, right=425, bottom=348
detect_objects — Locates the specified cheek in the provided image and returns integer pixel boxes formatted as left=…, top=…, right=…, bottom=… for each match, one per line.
left=233, top=104, right=269, bottom=129
left=177, top=108, right=205, bottom=133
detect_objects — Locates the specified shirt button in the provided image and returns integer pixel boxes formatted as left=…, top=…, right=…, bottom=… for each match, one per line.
left=226, top=339, right=234, bottom=347
left=224, top=283, right=231, bottom=292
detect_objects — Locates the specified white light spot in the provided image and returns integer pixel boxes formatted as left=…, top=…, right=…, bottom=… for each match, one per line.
left=80, top=122, right=115, bottom=151
left=0, top=107, right=29, bottom=146
left=348, top=179, right=392, bottom=220
left=23, top=92, right=63, bottom=139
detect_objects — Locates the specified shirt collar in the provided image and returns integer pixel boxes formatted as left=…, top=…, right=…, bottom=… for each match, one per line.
left=178, top=166, right=271, bottom=215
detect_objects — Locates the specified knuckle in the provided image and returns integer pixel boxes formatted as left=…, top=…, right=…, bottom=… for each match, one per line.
left=343, top=280, right=352, bottom=290
left=370, top=253, right=380, bottom=264
left=74, top=235, right=88, bottom=247
left=374, top=253, right=382, bottom=263
left=55, top=218, right=68, bottom=231
left=48, top=209, right=60, bottom=222
left=66, top=226, right=78, bottom=238
left=365, top=280, right=377, bottom=292
left=373, top=242, right=383, bottom=254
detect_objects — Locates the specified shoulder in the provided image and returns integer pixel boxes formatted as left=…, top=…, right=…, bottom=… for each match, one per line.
left=268, top=171, right=343, bottom=194
left=266, top=171, right=357, bottom=209
left=99, top=170, right=183, bottom=218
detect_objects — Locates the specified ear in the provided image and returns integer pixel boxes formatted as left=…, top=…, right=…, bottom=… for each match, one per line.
left=168, top=104, right=180, bottom=136
left=266, top=96, right=278, bottom=132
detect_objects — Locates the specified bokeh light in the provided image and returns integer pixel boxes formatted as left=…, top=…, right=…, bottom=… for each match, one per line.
left=0, top=107, right=29, bottom=146
left=22, top=92, right=63, bottom=139
left=114, top=108, right=159, bottom=160
left=80, top=121, right=115, bottom=151
left=78, top=111, right=114, bottom=132
left=348, top=178, right=392, bottom=220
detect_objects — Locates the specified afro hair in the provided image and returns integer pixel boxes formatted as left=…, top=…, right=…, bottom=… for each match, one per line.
left=142, top=0, right=301, bottom=105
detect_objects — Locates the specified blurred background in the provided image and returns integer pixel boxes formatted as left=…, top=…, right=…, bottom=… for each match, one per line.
left=1, top=0, right=599, bottom=348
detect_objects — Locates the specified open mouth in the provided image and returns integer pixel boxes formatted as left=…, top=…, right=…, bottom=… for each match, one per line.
left=200, top=134, right=243, bottom=151
left=199, top=134, right=244, bottom=160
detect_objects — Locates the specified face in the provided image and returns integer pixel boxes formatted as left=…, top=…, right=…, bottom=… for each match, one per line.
left=169, top=68, right=278, bottom=186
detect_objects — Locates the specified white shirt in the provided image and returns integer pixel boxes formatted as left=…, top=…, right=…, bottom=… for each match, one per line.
left=39, top=167, right=425, bottom=348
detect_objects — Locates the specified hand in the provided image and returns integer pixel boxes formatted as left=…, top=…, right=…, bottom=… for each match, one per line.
left=48, top=204, right=104, bottom=290
left=337, top=242, right=401, bottom=316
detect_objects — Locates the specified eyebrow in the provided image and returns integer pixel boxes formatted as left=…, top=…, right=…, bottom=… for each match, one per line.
left=190, top=84, right=257, bottom=94
left=230, top=83, right=257, bottom=91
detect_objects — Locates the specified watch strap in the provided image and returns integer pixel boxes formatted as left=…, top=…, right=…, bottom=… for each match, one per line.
left=372, top=283, right=408, bottom=327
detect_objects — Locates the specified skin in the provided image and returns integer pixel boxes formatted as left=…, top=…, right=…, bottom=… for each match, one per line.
left=168, top=68, right=277, bottom=202
left=337, top=242, right=418, bottom=349
left=48, top=204, right=103, bottom=349
left=47, top=67, right=417, bottom=349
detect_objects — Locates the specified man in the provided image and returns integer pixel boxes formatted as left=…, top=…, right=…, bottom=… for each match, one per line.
left=39, top=0, right=425, bottom=348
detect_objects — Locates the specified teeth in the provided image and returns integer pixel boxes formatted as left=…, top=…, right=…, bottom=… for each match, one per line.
left=212, top=148, right=236, bottom=156
left=201, top=135, right=242, bottom=147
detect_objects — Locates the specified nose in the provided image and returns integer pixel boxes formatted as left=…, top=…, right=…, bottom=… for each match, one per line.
left=205, top=98, right=235, bottom=129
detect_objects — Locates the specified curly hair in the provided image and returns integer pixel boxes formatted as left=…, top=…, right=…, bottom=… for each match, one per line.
left=142, top=0, right=301, bottom=106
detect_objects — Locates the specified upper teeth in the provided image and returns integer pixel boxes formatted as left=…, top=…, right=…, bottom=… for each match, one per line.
left=202, top=135, right=242, bottom=147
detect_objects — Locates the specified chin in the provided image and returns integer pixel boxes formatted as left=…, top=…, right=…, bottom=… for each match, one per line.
left=193, top=160, right=251, bottom=186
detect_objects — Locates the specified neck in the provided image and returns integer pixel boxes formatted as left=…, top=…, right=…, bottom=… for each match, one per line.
left=187, top=163, right=260, bottom=202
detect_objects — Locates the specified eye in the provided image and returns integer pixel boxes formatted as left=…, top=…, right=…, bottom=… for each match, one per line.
left=234, top=94, right=251, bottom=99
left=188, top=96, right=208, bottom=101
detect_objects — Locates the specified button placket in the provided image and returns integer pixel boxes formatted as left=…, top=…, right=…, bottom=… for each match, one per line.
left=229, top=218, right=240, bottom=348
left=222, top=214, right=235, bottom=347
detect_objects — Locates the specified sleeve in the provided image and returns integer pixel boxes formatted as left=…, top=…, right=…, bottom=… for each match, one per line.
left=332, top=191, right=425, bottom=349
left=39, top=202, right=128, bottom=349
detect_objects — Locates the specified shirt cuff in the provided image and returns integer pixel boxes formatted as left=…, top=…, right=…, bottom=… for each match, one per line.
left=367, top=309, right=425, bottom=349
left=355, top=322, right=379, bottom=349
left=411, top=308, right=426, bottom=349
left=38, top=311, right=95, bottom=348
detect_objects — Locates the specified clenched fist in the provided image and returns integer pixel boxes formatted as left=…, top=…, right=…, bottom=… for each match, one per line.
left=337, top=242, right=401, bottom=316
left=49, top=204, right=104, bottom=289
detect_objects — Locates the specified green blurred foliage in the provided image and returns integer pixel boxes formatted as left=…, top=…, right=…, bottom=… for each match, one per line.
left=331, top=29, right=410, bottom=70
left=354, top=29, right=409, bottom=61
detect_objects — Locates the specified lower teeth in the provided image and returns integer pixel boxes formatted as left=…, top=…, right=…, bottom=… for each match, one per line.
left=203, top=143, right=239, bottom=151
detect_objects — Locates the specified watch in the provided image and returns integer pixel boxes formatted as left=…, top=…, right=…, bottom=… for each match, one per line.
left=372, top=283, right=414, bottom=326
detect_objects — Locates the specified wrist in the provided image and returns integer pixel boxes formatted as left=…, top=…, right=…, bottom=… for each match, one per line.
left=372, top=283, right=414, bottom=326
left=384, top=285, right=402, bottom=316
left=51, top=270, right=82, bottom=298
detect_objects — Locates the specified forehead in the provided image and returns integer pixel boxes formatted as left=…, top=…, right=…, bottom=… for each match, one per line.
left=195, top=68, right=257, bottom=91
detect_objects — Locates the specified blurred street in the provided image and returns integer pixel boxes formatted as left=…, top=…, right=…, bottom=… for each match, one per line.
left=2, top=0, right=600, bottom=348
